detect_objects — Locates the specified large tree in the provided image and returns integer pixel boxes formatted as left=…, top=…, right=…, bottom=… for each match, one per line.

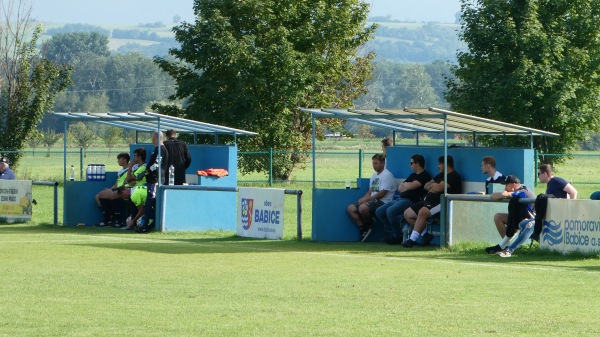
left=154, top=0, right=377, bottom=179
left=446, top=0, right=600, bottom=157
left=0, top=0, right=71, bottom=165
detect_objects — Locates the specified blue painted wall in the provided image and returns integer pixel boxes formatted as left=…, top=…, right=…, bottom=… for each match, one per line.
left=63, top=172, right=117, bottom=226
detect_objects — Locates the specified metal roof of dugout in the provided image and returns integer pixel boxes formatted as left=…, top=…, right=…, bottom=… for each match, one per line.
left=300, top=106, right=559, bottom=189
left=51, top=111, right=258, bottom=181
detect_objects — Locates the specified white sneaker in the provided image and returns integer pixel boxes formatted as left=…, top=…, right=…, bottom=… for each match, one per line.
left=496, top=249, right=512, bottom=258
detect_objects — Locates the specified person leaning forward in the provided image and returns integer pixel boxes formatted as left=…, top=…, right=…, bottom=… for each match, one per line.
left=346, top=153, right=397, bottom=243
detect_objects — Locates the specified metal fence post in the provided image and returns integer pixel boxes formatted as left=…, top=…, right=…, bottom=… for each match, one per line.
left=358, top=149, right=363, bottom=179
left=534, top=150, right=538, bottom=187
left=79, top=147, right=84, bottom=181
left=269, top=148, right=273, bottom=187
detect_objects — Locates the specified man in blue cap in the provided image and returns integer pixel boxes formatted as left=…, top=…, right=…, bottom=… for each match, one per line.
left=0, top=157, right=16, bottom=180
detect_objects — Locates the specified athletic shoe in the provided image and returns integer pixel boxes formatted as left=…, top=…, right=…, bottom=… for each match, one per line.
left=485, top=244, right=502, bottom=254
left=121, top=225, right=134, bottom=231
left=386, top=236, right=402, bottom=245
left=401, top=239, right=416, bottom=248
left=421, top=232, right=434, bottom=246
left=96, top=221, right=108, bottom=227
left=496, top=249, right=512, bottom=258
left=360, top=226, right=372, bottom=242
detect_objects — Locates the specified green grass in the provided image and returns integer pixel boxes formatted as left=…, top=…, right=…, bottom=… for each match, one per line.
left=1, top=225, right=599, bottom=336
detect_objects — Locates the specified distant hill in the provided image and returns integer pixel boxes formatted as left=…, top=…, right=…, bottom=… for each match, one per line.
left=40, top=20, right=464, bottom=63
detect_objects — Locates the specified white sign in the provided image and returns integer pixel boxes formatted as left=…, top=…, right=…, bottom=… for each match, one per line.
left=0, top=180, right=33, bottom=223
left=237, top=187, right=285, bottom=240
left=540, top=199, right=600, bottom=254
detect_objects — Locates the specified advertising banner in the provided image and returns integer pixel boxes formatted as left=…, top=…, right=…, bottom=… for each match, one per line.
left=540, top=199, right=600, bottom=254
left=0, top=180, right=33, bottom=223
left=237, top=188, right=284, bottom=240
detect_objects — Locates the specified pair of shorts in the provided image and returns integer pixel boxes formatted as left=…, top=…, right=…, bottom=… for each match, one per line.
left=354, top=199, right=385, bottom=216
left=410, top=200, right=440, bottom=215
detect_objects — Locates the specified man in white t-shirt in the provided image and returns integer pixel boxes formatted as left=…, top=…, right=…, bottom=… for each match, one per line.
left=346, top=153, right=397, bottom=242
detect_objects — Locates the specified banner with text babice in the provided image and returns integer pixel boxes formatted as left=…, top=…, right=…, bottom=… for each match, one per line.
left=540, top=199, right=600, bottom=254
left=237, top=188, right=284, bottom=240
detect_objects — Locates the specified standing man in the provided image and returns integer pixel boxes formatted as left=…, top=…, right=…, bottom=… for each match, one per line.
left=141, top=131, right=169, bottom=230
left=402, top=155, right=462, bottom=247
left=346, top=154, right=397, bottom=242
left=375, top=154, right=431, bottom=244
left=482, top=156, right=505, bottom=193
left=0, top=157, right=15, bottom=180
left=485, top=175, right=535, bottom=254
left=496, top=164, right=577, bottom=257
left=163, top=129, right=192, bottom=185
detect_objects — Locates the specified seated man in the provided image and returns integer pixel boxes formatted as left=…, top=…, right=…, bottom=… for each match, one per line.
left=482, top=156, right=505, bottom=193
left=402, top=155, right=462, bottom=247
left=95, top=152, right=130, bottom=227
left=375, top=154, right=431, bottom=244
left=117, top=185, right=147, bottom=231
left=0, top=157, right=16, bottom=180
left=497, top=164, right=578, bottom=257
left=125, top=148, right=147, bottom=188
left=485, top=175, right=535, bottom=254
left=346, top=153, right=396, bottom=242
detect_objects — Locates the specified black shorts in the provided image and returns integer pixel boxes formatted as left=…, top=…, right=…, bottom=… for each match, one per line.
left=410, top=200, right=440, bottom=215
left=354, top=200, right=385, bottom=216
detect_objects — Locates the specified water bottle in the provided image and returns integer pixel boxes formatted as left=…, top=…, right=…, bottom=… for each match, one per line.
left=70, top=165, right=75, bottom=181
left=99, top=164, right=106, bottom=181
left=402, top=223, right=411, bottom=242
left=86, top=164, right=92, bottom=181
left=168, top=165, right=175, bottom=185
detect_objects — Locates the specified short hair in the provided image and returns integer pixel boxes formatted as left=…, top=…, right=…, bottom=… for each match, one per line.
left=166, top=129, right=177, bottom=139
left=438, top=155, right=454, bottom=168
left=117, top=152, right=130, bottom=162
left=134, top=147, right=146, bottom=161
left=411, top=154, right=425, bottom=168
left=482, top=156, right=496, bottom=168
left=372, top=153, right=386, bottom=163
left=381, top=138, right=393, bottom=147
left=539, top=163, right=553, bottom=175
left=117, top=185, right=128, bottom=196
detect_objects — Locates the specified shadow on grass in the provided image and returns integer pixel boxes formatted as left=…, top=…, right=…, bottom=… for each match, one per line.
left=3, top=224, right=600, bottom=273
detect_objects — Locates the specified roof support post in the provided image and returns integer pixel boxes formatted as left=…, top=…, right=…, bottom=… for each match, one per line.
left=63, top=120, right=68, bottom=182
left=443, top=116, right=448, bottom=195
left=311, top=115, right=317, bottom=189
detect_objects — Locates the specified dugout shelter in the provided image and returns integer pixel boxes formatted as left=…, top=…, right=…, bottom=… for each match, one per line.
left=52, top=111, right=257, bottom=231
left=300, top=107, right=558, bottom=245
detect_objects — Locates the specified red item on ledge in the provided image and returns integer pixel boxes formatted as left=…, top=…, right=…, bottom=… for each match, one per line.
left=197, top=168, right=229, bottom=178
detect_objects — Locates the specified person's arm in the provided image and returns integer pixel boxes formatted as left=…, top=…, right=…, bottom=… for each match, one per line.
left=358, top=189, right=373, bottom=204
left=125, top=162, right=136, bottom=184
left=398, top=179, right=423, bottom=193
left=129, top=204, right=144, bottom=226
left=428, top=181, right=444, bottom=193
left=564, top=183, right=578, bottom=199
left=490, top=189, right=512, bottom=201
left=369, top=189, right=388, bottom=201
left=183, top=143, right=192, bottom=169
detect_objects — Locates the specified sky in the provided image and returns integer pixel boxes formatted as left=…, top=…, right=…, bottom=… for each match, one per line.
left=31, top=0, right=462, bottom=25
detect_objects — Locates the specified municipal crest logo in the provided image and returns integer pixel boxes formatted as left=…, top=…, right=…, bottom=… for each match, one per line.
left=241, top=198, right=254, bottom=230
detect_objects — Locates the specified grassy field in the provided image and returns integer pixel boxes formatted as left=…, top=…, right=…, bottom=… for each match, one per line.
left=1, top=225, right=599, bottom=336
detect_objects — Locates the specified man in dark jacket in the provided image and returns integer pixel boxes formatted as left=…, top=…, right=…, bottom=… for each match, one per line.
left=163, top=129, right=192, bottom=185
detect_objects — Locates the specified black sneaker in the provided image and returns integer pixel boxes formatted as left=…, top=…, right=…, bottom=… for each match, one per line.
left=421, top=232, right=434, bottom=246
left=386, top=236, right=402, bottom=245
left=485, top=244, right=502, bottom=254
left=401, top=239, right=416, bottom=248
left=360, top=226, right=372, bottom=242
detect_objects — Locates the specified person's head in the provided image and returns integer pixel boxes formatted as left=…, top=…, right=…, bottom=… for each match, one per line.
left=166, top=129, right=177, bottom=139
left=133, top=147, right=146, bottom=163
left=0, top=157, right=8, bottom=171
left=537, top=164, right=554, bottom=183
left=438, top=155, right=454, bottom=172
left=481, top=156, right=497, bottom=175
left=372, top=153, right=386, bottom=173
left=117, top=185, right=131, bottom=199
left=501, top=175, right=521, bottom=192
left=117, top=152, right=130, bottom=167
left=381, top=138, right=393, bottom=154
left=152, top=131, right=164, bottom=145
left=410, top=154, right=425, bottom=171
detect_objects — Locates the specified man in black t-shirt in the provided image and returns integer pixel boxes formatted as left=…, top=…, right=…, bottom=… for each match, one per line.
left=402, top=155, right=462, bottom=247
left=163, top=129, right=192, bottom=185
left=375, top=154, right=431, bottom=244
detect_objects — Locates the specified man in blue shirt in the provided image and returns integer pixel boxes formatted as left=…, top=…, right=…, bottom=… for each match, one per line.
left=0, top=157, right=16, bottom=180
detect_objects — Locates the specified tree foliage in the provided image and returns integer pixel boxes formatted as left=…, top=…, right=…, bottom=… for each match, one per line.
left=154, top=0, right=377, bottom=180
left=40, top=31, right=110, bottom=65
left=41, top=128, right=61, bottom=156
left=69, top=122, right=96, bottom=150
left=446, top=0, right=600, bottom=159
left=0, top=0, right=72, bottom=166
